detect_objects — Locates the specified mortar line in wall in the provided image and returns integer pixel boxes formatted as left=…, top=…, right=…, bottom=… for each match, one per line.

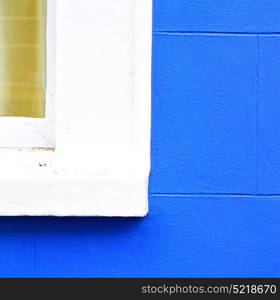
left=153, top=31, right=280, bottom=36
left=255, top=34, right=260, bottom=195
left=150, top=193, right=280, bottom=197
left=32, top=229, right=37, bottom=277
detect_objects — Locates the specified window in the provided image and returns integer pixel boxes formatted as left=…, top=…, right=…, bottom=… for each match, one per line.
left=0, top=0, right=151, bottom=216
left=0, top=0, right=55, bottom=148
left=0, top=0, right=46, bottom=118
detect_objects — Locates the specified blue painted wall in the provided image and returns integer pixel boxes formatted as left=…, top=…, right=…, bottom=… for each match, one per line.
left=1, top=1, right=280, bottom=277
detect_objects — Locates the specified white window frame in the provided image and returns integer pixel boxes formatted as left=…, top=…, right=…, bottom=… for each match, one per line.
left=0, top=0, right=151, bottom=217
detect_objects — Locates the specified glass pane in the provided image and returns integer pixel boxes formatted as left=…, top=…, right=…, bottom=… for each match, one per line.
left=0, top=0, right=46, bottom=117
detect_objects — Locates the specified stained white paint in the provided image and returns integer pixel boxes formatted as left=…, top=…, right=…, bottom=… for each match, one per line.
left=0, top=0, right=152, bottom=216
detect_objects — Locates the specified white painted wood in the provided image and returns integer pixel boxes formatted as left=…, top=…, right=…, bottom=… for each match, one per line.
left=0, top=173, right=147, bottom=217
left=0, top=0, right=152, bottom=216
left=0, top=0, right=56, bottom=148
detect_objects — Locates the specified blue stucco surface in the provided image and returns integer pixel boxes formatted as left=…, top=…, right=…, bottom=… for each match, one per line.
left=1, top=196, right=280, bottom=277
left=153, top=0, right=280, bottom=33
left=0, top=1, right=280, bottom=277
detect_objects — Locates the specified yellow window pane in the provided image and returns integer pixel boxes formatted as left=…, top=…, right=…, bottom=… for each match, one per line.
left=0, top=0, right=46, bottom=117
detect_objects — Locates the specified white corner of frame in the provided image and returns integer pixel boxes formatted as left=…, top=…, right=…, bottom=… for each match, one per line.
left=0, top=0, right=151, bottom=217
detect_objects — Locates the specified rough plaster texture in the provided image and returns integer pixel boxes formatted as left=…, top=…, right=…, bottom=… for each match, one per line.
left=1, top=0, right=280, bottom=277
